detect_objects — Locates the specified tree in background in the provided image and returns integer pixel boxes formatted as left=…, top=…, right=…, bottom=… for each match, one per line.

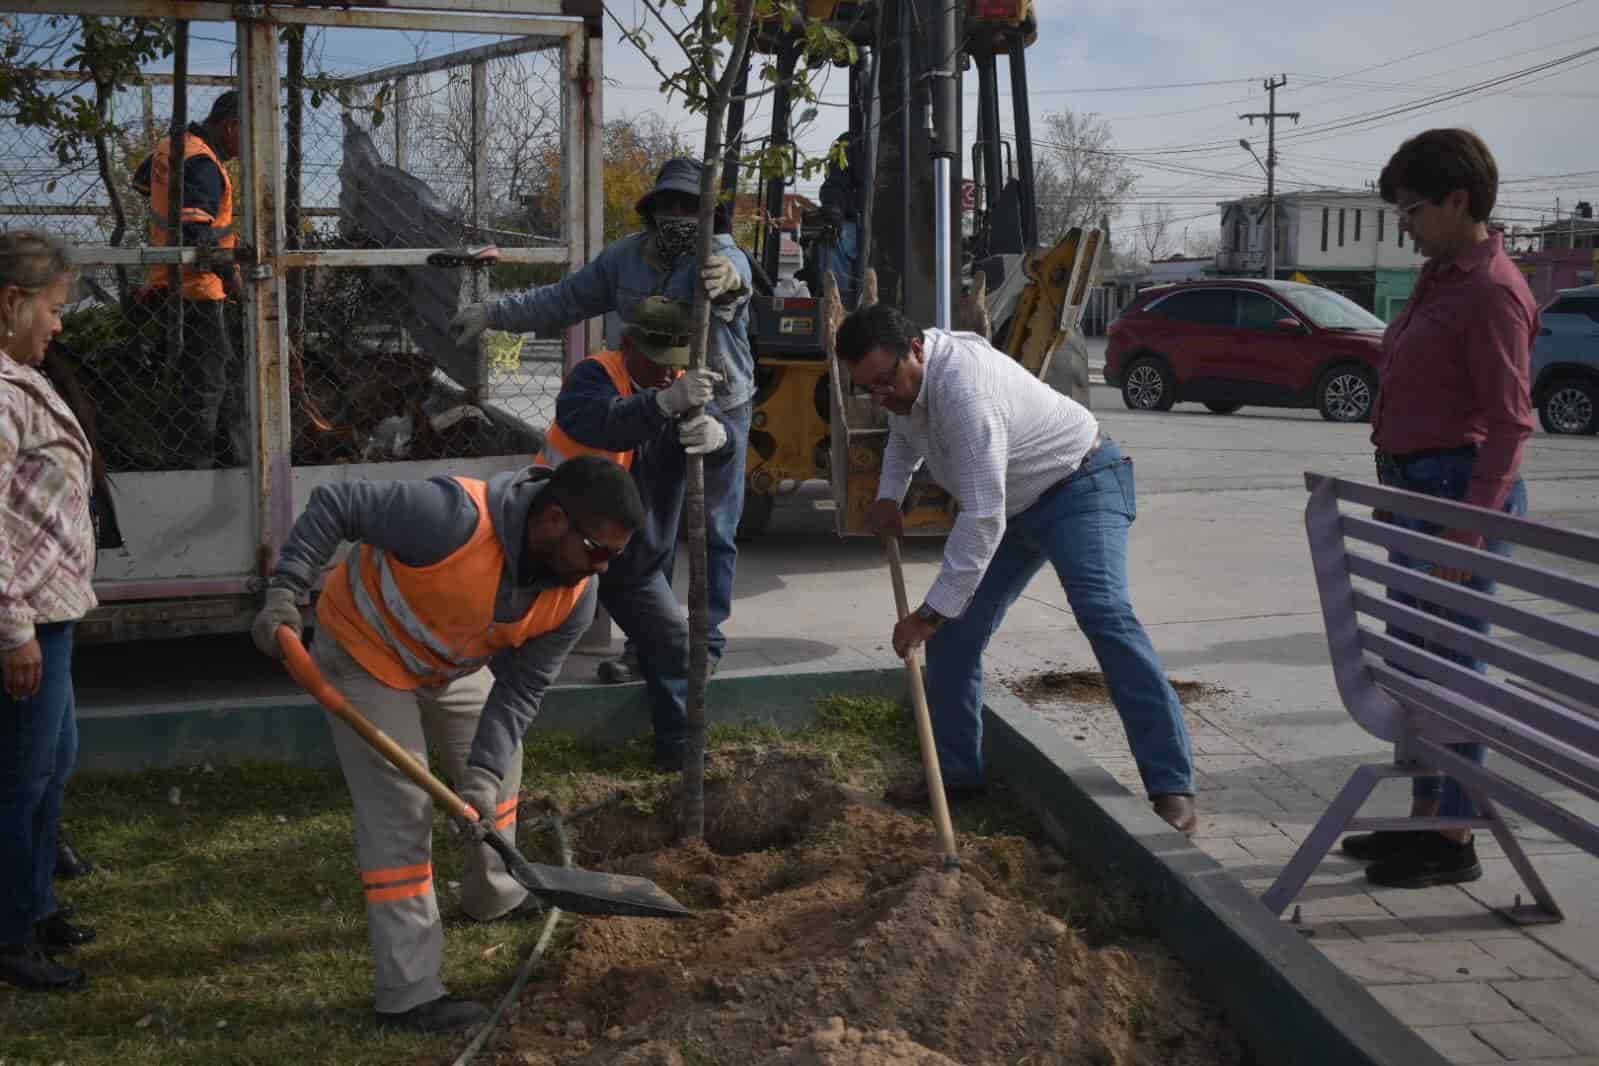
left=522, top=112, right=694, bottom=243
left=1033, top=108, right=1137, bottom=245
left=1138, top=202, right=1174, bottom=264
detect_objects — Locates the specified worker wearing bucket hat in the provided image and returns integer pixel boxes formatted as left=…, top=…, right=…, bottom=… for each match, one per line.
left=450, top=158, right=754, bottom=679
left=533, top=296, right=733, bottom=771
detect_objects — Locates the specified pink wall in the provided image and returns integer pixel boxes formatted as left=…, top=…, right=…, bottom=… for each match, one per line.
left=1514, top=249, right=1597, bottom=303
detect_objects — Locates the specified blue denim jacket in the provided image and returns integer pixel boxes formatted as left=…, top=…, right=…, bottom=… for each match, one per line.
left=488, top=230, right=755, bottom=409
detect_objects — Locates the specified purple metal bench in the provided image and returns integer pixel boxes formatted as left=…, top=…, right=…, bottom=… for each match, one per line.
left=1262, top=473, right=1599, bottom=924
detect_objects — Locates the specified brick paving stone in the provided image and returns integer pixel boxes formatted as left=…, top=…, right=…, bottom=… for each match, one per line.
left=1368, top=982, right=1526, bottom=1027
left=1471, top=1022, right=1578, bottom=1060
left=1475, top=940, right=1579, bottom=980
left=1493, top=978, right=1599, bottom=1053
left=1316, top=941, right=1516, bottom=984
left=1416, top=1025, right=1503, bottom=1063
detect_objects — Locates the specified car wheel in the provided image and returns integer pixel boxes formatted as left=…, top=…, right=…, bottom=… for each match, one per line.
left=1204, top=401, right=1243, bottom=415
left=1317, top=365, right=1375, bottom=423
left=1121, top=357, right=1176, bottom=412
left=1539, top=377, right=1599, bottom=435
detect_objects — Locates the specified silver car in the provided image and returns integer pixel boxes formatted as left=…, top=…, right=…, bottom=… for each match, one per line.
left=1532, top=284, right=1599, bottom=435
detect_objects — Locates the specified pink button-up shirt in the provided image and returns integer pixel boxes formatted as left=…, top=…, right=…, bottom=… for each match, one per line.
left=1372, top=232, right=1537, bottom=510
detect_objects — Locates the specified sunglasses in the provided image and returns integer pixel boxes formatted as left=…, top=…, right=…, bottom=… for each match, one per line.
left=566, top=511, right=621, bottom=565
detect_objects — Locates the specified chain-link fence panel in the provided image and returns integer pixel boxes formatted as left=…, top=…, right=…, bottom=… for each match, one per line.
left=287, top=32, right=571, bottom=465
left=3, top=15, right=580, bottom=473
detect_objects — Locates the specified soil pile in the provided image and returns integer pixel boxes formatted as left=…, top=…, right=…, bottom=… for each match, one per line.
left=496, top=749, right=1239, bottom=1066
left=1008, top=670, right=1223, bottom=704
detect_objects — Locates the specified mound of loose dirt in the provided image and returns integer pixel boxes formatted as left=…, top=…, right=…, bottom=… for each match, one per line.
left=493, top=748, right=1239, bottom=1066
left=1008, top=669, right=1224, bottom=705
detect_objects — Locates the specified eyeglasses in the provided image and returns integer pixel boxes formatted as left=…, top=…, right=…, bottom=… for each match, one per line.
left=848, top=351, right=906, bottom=397
left=1396, top=198, right=1429, bottom=220
left=566, top=512, right=621, bottom=565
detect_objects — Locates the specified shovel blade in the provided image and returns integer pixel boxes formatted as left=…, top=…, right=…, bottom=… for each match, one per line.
left=484, top=829, right=691, bottom=919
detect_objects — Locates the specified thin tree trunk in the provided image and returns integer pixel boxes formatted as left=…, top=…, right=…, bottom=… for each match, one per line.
left=679, top=0, right=758, bottom=843
left=91, top=76, right=131, bottom=314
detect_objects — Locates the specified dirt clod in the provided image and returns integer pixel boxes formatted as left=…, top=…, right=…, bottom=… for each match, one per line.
left=1008, top=669, right=1223, bottom=704
left=758, top=1019, right=964, bottom=1066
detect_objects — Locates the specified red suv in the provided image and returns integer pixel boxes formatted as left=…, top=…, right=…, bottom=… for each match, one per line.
left=1105, top=280, right=1387, bottom=421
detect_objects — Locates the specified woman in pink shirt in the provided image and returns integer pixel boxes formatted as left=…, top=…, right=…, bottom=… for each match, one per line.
left=0, top=231, right=98, bottom=991
left=1345, top=129, right=1537, bottom=890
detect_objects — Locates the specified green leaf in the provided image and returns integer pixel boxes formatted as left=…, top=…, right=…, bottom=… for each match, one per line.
left=797, top=107, right=817, bottom=126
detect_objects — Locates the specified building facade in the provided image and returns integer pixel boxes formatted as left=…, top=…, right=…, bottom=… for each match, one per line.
left=1216, top=190, right=1425, bottom=320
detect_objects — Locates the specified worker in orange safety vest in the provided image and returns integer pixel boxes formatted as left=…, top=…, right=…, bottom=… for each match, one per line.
left=132, top=90, right=246, bottom=469
left=250, top=455, right=645, bottom=1033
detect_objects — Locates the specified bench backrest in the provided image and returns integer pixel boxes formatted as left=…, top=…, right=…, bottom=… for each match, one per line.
left=1304, top=474, right=1599, bottom=824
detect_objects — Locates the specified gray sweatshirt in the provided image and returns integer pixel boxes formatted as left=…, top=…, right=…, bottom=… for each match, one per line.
left=270, top=468, right=595, bottom=780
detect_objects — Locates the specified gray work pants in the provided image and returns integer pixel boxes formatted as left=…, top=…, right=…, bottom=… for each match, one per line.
left=313, top=636, right=526, bottom=1015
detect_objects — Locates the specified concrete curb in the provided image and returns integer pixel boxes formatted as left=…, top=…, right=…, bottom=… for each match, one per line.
left=74, top=664, right=905, bottom=772
left=983, top=688, right=1449, bottom=1066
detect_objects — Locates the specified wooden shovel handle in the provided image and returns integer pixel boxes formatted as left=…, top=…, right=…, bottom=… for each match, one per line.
left=276, top=627, right=478, bottom=823
left=883, top=539, right=960, bottom=867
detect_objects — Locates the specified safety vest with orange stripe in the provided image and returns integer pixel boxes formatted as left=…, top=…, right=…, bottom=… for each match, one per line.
left=535, top=349, right=678, bottom=470
left=138, top=131, right=236, bottom=301
left=316, top=477, right=589, bottom=690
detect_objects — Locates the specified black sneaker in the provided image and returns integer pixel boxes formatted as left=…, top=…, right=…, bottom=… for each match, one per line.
left=35, top=912, right=96, bottom=950
left=0, top=945, right=87, bottom=991
left=1341, top=830, right=1431, bottom=862
left=375, top=996, right=490, bottom=1034
left=1366, top=834, right=1481, bottom=889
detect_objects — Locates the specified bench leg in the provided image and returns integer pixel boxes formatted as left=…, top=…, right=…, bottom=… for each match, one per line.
left=1477, top=793, right=1564, bottom=924
left=1261, top=764, right=1382, bottom=917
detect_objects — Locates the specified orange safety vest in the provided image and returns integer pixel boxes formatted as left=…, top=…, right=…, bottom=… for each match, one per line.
left=316, top=477, right=589, bottom=690
left=139, top=131, right=236, bottom=301
left=535, top=350, right=637, bottom=470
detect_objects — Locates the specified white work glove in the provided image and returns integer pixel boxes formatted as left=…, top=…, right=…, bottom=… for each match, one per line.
left=251, top=587, right=301, bottom=660
left=449, top=302, right=492, bottom=347
left=655, top=367, right=723, bottom=417
left=678, top=413, right=729, bottom=456
left=455, top=765, right=505, bottom=843
left=701, top=254, right=743, bottom=300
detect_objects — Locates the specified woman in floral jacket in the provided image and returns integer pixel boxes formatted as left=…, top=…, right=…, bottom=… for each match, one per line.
left=0, top=231, right=98, bottom=991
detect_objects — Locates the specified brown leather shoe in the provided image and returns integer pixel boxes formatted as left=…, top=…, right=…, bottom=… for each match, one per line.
left=1152, top=794, right=1197, bottom=835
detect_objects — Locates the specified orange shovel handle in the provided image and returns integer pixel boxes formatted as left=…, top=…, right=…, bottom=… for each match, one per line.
left=276, top=626, right=479, bottom=823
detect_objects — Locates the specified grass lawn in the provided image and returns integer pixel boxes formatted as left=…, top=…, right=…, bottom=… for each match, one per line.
left=3, top=695, right=1035, bottom=1065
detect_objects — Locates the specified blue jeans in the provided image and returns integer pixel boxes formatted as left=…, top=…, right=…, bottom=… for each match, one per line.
left=663, top=400, right=751, bottom=661
left=599, top=569, right=689, bottom=761
left=0, top=622, right=78, bottom=945
left=1376, top=447, right=1528, bottom=819
left=925, top=440, right=1195, bottom=796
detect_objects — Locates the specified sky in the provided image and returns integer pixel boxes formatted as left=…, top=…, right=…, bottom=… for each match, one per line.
left=163, top=0, right=1599, bottom=255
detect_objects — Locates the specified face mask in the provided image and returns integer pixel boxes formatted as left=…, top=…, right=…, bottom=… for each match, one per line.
left=654, top=216, right=700, bottom=262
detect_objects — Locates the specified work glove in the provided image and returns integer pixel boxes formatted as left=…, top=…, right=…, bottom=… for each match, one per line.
left=251, top=587, right=301, bottom=660
left=678, top=413, right=729, bottom=456
left=449, top=302, right=492, bottom=347
left=701, top=254, right=743, bottom=300
left=455, top=765, right=505, bottom=844
left=655, top=367, right=723, bottom=417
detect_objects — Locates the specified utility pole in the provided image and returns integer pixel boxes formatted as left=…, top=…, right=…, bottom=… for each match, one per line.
left=1240, top=75, right=1299, bottom=281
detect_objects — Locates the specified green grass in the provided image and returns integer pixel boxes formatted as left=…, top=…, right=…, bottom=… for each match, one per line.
left=0, top=693, right=918, bottom=1066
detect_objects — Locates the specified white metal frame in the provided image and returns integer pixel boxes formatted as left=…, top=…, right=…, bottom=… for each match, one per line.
left=8, top=1, right=603, bottom=637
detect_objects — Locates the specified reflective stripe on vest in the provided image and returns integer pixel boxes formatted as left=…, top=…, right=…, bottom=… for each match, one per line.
left=316, top=477, right=589, bottom=689
left=143, top=131, right=236, bottom=301
left=535, top=350, right=636, bottom=471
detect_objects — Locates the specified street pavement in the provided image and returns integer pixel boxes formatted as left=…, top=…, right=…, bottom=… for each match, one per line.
left=78, top=338, right=1599, bottom=1061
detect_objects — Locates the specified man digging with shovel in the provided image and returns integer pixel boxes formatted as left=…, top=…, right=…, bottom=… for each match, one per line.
left=835, top=303, right=1200, bottom=836
left=251, top=455, right=644, bottom=1033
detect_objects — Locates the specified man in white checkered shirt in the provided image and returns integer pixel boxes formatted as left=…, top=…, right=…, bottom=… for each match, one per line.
left=835, top=303, right=1197, bottom=834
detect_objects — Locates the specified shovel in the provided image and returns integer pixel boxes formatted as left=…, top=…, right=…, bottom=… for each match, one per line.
left=883, top=538, right=960, bottom=868
left=276, top=628, right=690, bottom=919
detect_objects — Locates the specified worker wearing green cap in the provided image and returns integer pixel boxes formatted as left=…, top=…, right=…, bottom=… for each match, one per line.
left=534, top=296, right=733, bottom=770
